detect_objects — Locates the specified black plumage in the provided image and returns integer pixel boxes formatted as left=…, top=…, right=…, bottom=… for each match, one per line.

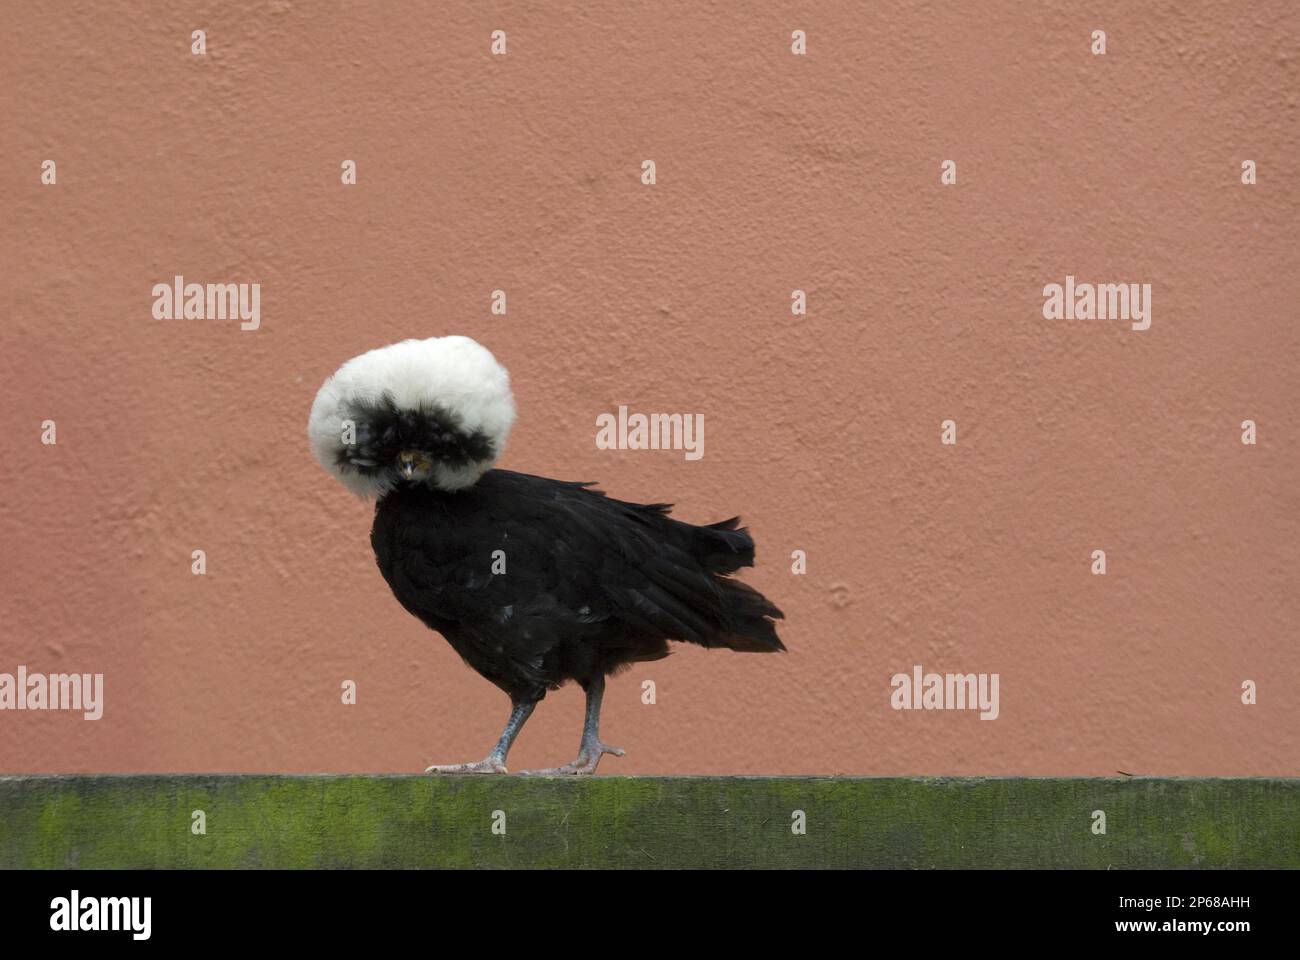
left=372, top=469, right=784, bottom=704
left=370, top=468, right=784, bottom=773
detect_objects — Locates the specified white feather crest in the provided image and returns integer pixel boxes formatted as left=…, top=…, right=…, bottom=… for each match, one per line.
left=308, top=336, right=515, bottom=497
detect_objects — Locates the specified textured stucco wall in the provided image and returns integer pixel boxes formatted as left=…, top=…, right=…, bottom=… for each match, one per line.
left=1, top=1, right=1296, bottom=776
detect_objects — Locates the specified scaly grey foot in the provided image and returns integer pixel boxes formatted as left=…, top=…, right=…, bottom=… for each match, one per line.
left=425, top=757, right=508, bottom=774
left=521, top=741, right=625, bottom=776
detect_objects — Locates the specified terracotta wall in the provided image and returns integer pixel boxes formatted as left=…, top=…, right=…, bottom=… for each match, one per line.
left=2, top=1, right=1296, bottom=775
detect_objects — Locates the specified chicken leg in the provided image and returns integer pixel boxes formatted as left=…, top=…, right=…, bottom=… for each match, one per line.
left=425, top=698, right=535, bottom=774
left=521, top=675, right=624, bottom=776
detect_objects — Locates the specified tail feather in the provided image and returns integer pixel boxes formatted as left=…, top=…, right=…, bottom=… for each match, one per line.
left=715, top=577, right=786, bottom=652
left=692, top=516, right=785, bottom=653
left=693, top=516, right=756, bottom=573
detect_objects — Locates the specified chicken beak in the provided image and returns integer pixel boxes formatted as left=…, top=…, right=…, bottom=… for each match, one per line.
left=398, top=450, right=428, bottom=480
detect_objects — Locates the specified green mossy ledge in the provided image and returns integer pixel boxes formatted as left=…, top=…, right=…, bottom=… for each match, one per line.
left=1, top=776, right=1296, bottom=869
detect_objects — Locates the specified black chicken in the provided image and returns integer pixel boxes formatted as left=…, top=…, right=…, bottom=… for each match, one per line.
left=309, top=336, right=784, bottom=774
